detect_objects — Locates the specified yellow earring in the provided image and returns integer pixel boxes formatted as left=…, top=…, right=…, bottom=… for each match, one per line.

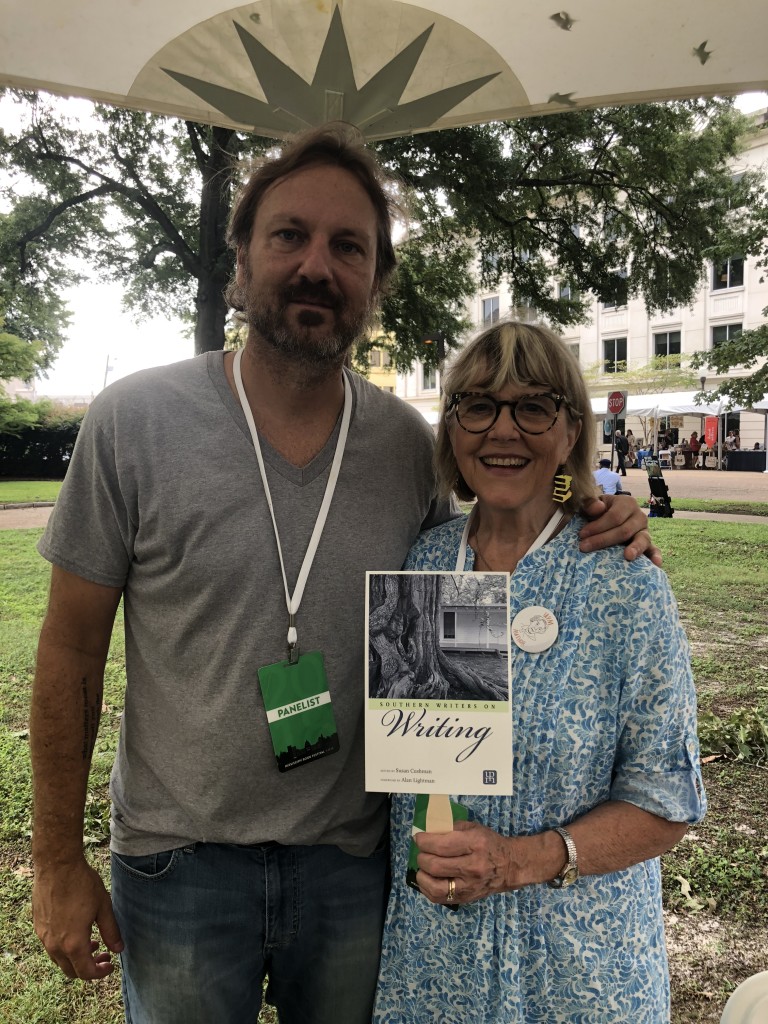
left=552, top=470, right=572, bottom=504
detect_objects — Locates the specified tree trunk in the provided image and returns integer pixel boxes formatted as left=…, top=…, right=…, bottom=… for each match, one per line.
left=194, top=126, right=238, bottom=354
left=194, top=271, right=229, bottom=354
left=368, top=575, right=506, bottom=701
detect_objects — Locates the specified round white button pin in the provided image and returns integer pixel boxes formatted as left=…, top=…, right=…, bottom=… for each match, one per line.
left=511, top=606, right=558, bottom=653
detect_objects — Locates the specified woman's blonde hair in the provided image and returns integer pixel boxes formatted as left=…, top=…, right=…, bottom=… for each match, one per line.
left=436, top=321, right=597, bottom=510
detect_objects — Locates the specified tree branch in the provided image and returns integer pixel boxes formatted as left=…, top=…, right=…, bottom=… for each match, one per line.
left=17, top=185, right=114, bottom=273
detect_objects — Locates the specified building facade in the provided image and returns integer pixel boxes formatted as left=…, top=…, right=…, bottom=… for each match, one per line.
left=396, top=111, right=768, bottom=454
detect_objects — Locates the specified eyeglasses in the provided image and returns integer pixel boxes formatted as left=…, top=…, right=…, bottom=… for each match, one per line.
left=449, top=392, right=567, bottom=435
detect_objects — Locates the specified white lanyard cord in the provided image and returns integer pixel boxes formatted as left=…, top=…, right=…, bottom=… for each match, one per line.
left=455, top=507, right=565, bottom=572
left=233, top=348, right=352, bottom=650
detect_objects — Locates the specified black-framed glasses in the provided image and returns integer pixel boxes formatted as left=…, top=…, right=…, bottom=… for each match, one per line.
left=449, top=392, right=567, bottom=435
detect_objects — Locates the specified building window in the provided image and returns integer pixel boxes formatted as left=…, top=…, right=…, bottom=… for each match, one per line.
left=558, top=281, right=579, bottom=302
left=381, top=349, right=391, bottom=367
left=569, top=343, right=580, bottom=364
left=602, top=268, right=628, bottom=310
left=443, top=611, right=456, bottom=639
left=654, top=331, right=681, bottom=359
left=712, top=323, right=742, bottom=347
left=712, top=256, right=744, bottom=290
left=422, top=366, right=437, bottom=391
left=603, top=337, right=627, bottom=374
left=482, top=296, right=500, bottom=324
left=369, top=349, right=381, bottom=367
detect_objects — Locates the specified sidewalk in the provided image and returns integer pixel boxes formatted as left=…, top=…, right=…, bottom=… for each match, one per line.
left=620, top=465, right=768, bottom=503
left=617, top=466, right=768, bottom=524
left=2, top=468, right=767, bottom=530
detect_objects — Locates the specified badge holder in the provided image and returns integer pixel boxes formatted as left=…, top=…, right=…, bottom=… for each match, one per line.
left=258, top=647, right=340, bottom=772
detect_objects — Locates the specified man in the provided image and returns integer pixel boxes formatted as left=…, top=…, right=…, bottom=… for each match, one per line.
left=594, top=457, right=624, bottom=495
left=615, top=428, right=630, bottom=475
left=30, top=124, right=657, bottom=1024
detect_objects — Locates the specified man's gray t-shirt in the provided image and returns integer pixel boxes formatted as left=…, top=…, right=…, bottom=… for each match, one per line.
left=38, top=352, right=452, bottom=857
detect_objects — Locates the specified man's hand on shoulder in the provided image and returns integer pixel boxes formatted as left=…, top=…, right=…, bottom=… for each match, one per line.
left=33, top=857, right=123, bottom=980
left=578, top=493, right=662, bottom=566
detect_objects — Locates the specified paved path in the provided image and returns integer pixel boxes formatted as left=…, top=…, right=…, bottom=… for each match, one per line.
left=2, top=467, right=767, bottom=530
left=0, top=505, right=54, bottom=530
left=621, top=465, right=768, bottom=503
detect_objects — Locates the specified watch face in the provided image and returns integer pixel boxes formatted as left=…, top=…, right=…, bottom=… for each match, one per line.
left=562, top=866, right=579, bottom=886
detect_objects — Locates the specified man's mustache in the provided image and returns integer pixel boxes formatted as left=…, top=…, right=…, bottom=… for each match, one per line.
left=281, top=283, right=343, bottom=311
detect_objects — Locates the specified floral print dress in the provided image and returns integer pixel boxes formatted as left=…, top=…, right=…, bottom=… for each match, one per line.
left=374, top=516, right=705, bottom=1024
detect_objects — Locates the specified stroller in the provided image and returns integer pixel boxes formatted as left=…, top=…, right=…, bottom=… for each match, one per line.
left=645, top=460, right=674, bottom=518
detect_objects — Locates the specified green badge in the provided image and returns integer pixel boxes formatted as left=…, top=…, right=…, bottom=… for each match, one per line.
left=258, top=650, right=340, bottom=772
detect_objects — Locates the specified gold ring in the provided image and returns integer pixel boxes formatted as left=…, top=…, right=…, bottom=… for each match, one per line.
left=446, top=878, right=456, bottom=903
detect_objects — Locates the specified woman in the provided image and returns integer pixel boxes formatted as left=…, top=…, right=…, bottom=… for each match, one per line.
left=374, top=322, right=705, bottom=1024
left=625, top=427, right=636, bottom=467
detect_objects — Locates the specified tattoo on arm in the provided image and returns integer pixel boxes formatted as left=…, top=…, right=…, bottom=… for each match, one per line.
left=80, top=677, right=101, bottom=761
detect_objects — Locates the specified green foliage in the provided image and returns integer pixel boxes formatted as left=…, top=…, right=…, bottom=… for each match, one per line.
left=698, top=707, right=768, bottom=763
left=378, top=227, right=475, bottom=370
left=692, top=321, right=768, bottom=408
left=375, top=101, right=768, bottom=330
left=666, top=839, right=768, bottom=919
left=1, top=91, right=273, bottom=355
left=0, top=395, right=41, bottom=436
left=0, top=400, right=84, bottom=472
left=584, top=353, right=699, bottom=393
left=0, top=209, right=74, bottom=369
left=3, top=91, right=767, bottom=368
left=0, top=330, right=40, bottom=383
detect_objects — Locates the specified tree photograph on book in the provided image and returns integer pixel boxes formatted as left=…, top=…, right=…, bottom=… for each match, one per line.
left=367, top=572, right=510, bottom=702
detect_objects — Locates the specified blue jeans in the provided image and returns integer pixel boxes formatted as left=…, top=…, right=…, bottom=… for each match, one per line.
left=111, top=840, right=389, bottom=1024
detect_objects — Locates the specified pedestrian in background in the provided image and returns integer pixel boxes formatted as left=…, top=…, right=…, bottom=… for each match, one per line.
left=594, top=458, right=625, bottom=495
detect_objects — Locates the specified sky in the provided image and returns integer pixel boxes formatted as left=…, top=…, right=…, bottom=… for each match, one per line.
left=3, top=90, right=767, bottom=397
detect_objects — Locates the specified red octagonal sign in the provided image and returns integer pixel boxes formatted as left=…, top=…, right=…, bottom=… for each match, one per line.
left=607, top=391, right=626, bottom=415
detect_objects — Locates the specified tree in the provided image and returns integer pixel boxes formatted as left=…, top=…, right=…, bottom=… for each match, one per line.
left=0, top=398, right=85, bottom=470
left=690, top=323, right=768, bottom=407
left=0, top=92, right=267, bottom=356
left=0, top=209, right=73, bottom=373
left=2, top=91, right=767, bottom=367
left=0, top=327, right=40, bottom=383
left=368, top=574, right=507, bottom=701
left=583, top=354, right=699, bottom=393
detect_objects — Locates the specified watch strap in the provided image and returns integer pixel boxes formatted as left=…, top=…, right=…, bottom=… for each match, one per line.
left=547, top=825, right=579, bottom=888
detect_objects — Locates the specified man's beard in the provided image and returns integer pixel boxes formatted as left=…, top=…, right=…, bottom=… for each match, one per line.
left=243, top=278, right=376, bottom=369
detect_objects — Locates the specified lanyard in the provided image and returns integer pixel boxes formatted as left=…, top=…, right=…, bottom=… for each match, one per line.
left=233, top=348, right=352, bottom=656
left=454, top=507, right=565, bottom=572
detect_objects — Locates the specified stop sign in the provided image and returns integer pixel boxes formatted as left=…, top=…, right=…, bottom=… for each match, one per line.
left=607, top=391, right=626, bottom=416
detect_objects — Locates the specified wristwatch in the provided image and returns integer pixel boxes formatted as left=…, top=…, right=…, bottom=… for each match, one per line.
left=547, top=826, right=579, bottom=888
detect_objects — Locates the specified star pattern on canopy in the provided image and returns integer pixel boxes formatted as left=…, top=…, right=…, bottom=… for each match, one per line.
left=161, top=6, right=500, bottom=138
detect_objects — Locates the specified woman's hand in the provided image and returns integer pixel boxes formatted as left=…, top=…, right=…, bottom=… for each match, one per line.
left=413, top=821, right=558, bottom=905
left=579, top=493, right=662, bottom=566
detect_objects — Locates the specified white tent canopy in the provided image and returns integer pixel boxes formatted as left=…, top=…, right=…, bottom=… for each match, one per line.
left=591, top=391, right=768, bottom=420
left=0, top=1, right=767, bottom=140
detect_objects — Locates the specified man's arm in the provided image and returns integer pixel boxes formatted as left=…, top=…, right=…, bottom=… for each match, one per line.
left=31, top=565, right=124, bottom=980
left=578, top=494, right=661, bottom=566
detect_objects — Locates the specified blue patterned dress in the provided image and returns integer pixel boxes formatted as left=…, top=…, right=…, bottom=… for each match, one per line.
left=374, top=515, right=705, bottom=1024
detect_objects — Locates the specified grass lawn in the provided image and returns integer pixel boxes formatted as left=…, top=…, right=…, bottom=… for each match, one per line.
left=0, top=481, right=63, bottom=505
left=1, top=523, right=766, bottom=1022
left=641, top=497, right=768, bottom=517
